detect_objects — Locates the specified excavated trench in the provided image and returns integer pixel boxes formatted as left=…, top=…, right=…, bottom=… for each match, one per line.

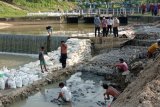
left=3, top=35, right=155, bottom=107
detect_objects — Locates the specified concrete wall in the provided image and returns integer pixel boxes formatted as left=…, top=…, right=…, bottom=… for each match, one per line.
left=128, top=16, right=160, bottom=23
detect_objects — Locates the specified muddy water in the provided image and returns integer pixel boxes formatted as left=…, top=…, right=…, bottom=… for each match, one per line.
left=0, top=53, right=36, bottom=69
left=0, top=23, right=93, bottom=69
left=11, top=72, right=110, bottom=107
left=0, top=23, right=94, bottom=35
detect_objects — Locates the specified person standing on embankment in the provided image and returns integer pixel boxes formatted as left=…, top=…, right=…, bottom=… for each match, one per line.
left=112, top=17, right=120, bottom=38
left=46, top=26, right=52, bottom=52
left=94, top=15, right=101, bottom=37
left=101, top=16, right=107, bottom=37
left=106, top=17, right=113, bottom=36
left=60, top=41, right=67, bottom=68
left=39, top=46, right=48, bottom=73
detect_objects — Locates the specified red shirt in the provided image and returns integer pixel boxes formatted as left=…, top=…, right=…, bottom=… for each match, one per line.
left=150, top=4, right=154, bottom=10
left=116, top=62, right=128, bottom=72
left=141, top=4, right=146, bottom=10
left=158, top=4, right=160, bottom=9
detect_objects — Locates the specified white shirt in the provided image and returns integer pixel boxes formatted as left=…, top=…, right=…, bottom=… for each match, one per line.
left=107, top=19, right=113, bottom=25
left=113, top=18, right=120, bottom=27
left=61, top=86, right=72, bottom=101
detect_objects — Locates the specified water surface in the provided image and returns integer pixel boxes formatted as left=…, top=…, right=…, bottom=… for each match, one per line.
left=0, top=53, right=36, bottom=69
left=11, top=72, right=112, bottom=107
left=0, top=23, right=94, bottom=36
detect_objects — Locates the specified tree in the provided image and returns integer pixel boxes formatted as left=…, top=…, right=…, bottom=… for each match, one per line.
left=1, top=0, right=13, bottom=3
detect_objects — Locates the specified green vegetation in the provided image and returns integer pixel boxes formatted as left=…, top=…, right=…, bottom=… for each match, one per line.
left=0, top=2, right=26, bottom=17
left=0, top=0, right=160, bottom=18
left=12, top=0, right=77, bottom=12
left=0, top=0, right=77, bottom=18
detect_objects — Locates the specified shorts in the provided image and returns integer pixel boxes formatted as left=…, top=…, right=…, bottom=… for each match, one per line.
left=40, top=60, right=46, bottom=65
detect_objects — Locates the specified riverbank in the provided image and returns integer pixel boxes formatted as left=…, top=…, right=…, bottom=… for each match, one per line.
left=0, top=23, right=12, bottom=29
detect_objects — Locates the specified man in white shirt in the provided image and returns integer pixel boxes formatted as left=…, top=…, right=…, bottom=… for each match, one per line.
left=107, top=17, right=113, bottom=36
left=94, top=15, right=101, bottom=37
left=57, top=82, right=72, bottom=102
left=113, top=17, right=120, bottom=37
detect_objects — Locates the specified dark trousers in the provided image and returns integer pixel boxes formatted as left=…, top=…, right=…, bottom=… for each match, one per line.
left=142, top=9, right=145, bottom=14
left=154, top=10, right=158, bottom=16
left=60, top=53, right=67, bottom=68
left=47, top=35, right=51, bottom=52
left=113, top=27, right=118, bottom=37
left=107, top=25, right=112, bottom=36
left=151, top=10, right=154, bottom=16
left=102, top=27, right=107, bottom=37
left=95, top=26, right=100, bottom=37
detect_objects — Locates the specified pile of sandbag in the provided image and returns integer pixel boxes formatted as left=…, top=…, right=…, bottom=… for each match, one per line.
left=0, top=38, right=92, bottom=90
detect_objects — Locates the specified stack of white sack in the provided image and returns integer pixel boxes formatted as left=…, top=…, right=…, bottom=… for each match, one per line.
left=48, top=38, right=91, bottom=66
left=0, top=38, right=91, bottom=90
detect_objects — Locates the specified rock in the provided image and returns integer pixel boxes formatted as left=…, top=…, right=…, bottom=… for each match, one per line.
left=0, top=101, right=4, bottom=107
left=138, top=101, right=153, bottom=107
left=131, top=61, right=143, bottom=70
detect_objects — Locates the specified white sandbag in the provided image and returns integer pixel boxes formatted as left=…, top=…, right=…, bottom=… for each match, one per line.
left=15, top=77, right=22, bottom=88
left=8, top=78, right=16, bottom=89
left=22, top=77, right=29, bottom=86
left=0, top=71, right=4, bottom=78
left=3, top=76, right=8, bottom=84
left=0, top=78, right=5, bottom=90
left=44, top=55, right=51, bottom=61
left=28, top=74, right=39, bottom=84
left=19, top=67, right=30, bottom=72
left=45, top=60, right=53, bottom=66
left=2, top=67, right=10, bottom=73
left=32, top=75, right=39, bottom=81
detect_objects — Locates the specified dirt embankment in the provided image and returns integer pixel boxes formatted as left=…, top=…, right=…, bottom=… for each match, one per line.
left=112, top=56, right=160, bottom=107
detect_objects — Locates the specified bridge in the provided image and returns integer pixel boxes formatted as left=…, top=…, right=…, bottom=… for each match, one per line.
left=27, top=8, right=141, bottom=24
left=27, top=8, right=141, bottom=17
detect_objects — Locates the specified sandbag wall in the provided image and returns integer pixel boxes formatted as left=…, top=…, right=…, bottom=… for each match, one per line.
left=0, top=38, right=91, bottom=90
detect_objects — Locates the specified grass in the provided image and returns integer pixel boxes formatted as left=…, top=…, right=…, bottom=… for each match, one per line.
left=12, top=0, right=77, bottom=12
left=0, top=0, right=77, bottom=18
left=0, top=3, right=26, bottom=18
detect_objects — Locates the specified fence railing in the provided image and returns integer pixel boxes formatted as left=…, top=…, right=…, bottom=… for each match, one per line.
left=27, top=8, right=141, bottom=17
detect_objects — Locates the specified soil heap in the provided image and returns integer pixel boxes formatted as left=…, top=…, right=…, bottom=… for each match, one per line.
left=112, top=56, right=160, bottom=107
